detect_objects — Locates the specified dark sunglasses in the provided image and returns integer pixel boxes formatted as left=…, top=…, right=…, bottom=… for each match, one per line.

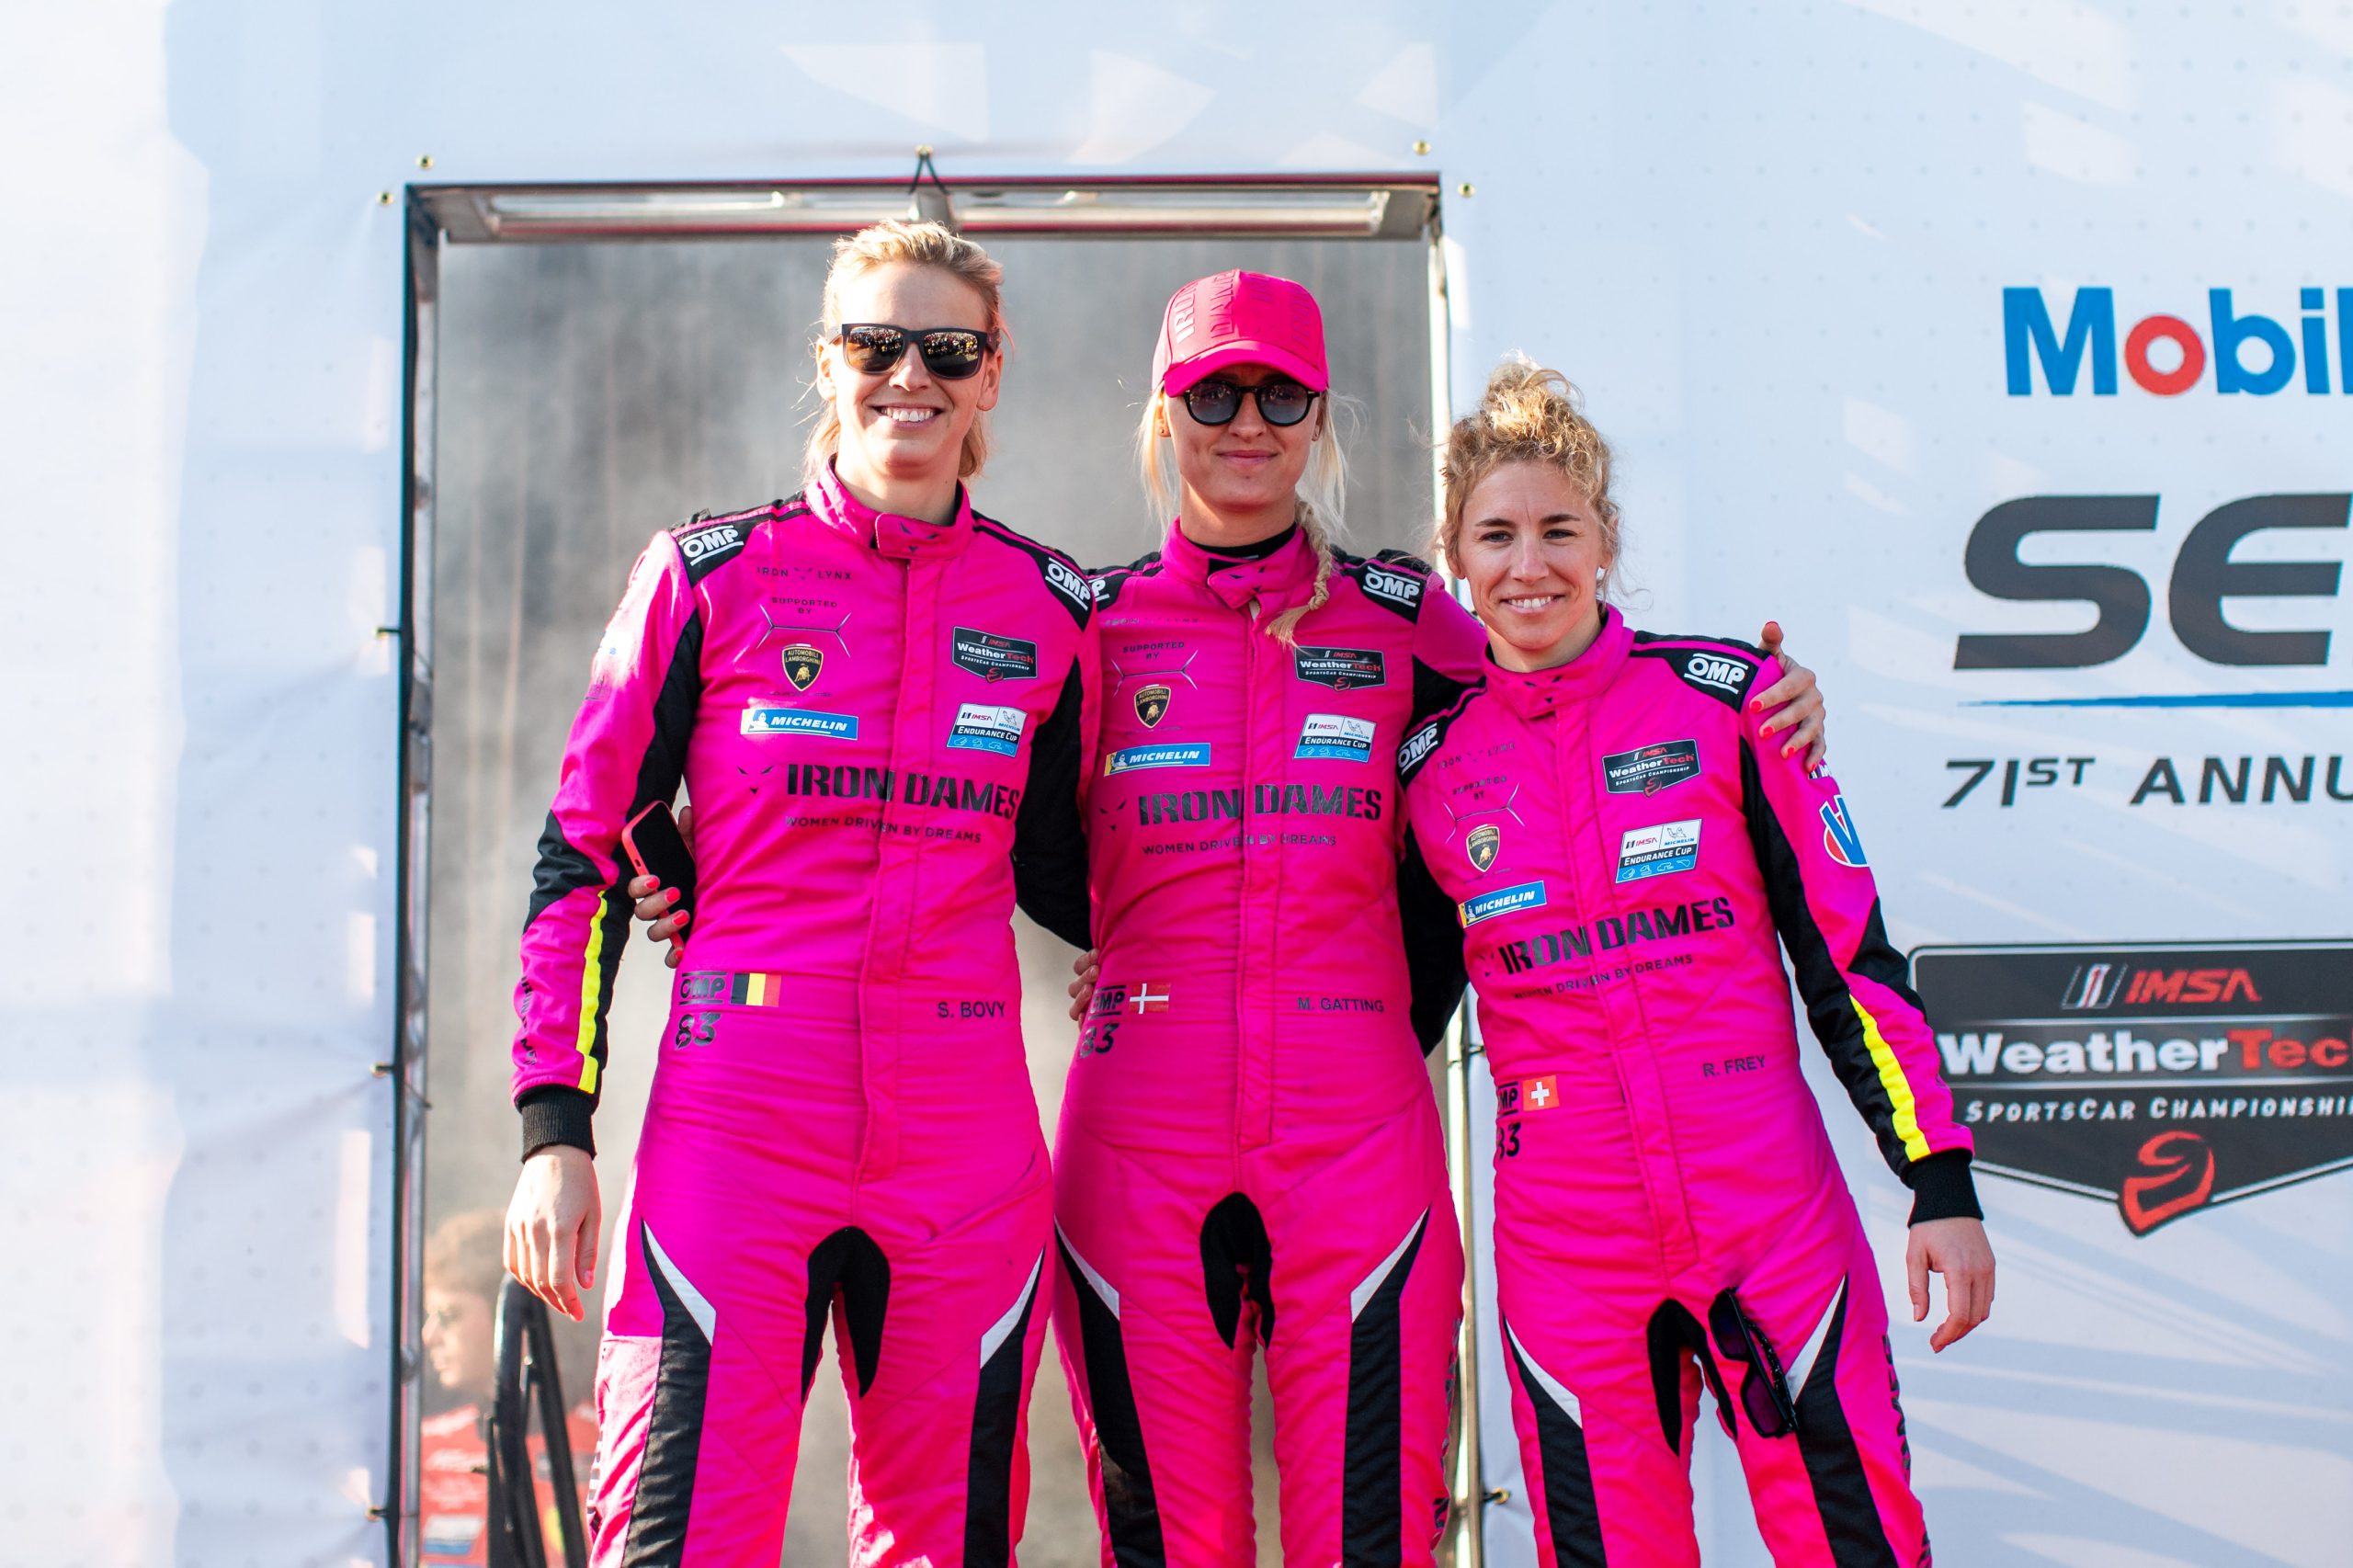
left=835, top=323, right=998, bottom=381
left=1179, top=378, right=1320, bottom=428
left=1708, top=1290, right=1800, bottom=1439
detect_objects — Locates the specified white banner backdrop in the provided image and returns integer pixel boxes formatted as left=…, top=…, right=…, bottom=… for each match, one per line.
left=3, top=2, right=2343, bottom=1562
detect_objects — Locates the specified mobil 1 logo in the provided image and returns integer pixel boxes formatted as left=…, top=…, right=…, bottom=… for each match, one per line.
left=1912, top=941, right=2353, bottom=1233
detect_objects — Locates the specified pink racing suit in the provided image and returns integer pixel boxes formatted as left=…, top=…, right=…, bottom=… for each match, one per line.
left=1397, top=608, right=1976, bottom=1568
left=1052, top=525, right=1486, bottom=1567
left=511, top=462, right=1097, bottom=1566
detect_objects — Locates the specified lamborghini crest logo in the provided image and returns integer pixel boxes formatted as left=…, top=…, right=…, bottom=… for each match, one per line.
left=1134, top=683, right=1172, bottom=728
left=1467, top=824, right=1501, bottom=873
left=782, top=643, right=824, bottom=690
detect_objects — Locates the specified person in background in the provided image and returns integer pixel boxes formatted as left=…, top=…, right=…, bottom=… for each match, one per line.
left=421, top=1208, right=597, bottom=1565
left=503, top=220, right=1095, bottom=1564
left=1397, top=358, right=1994, bottom=1567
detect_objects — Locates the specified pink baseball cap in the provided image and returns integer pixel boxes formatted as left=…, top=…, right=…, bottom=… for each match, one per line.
left=1153, top=269, right=1329, bottom=394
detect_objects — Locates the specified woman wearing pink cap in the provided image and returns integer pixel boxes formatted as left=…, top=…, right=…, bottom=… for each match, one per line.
left=1049, top=271, right=1827, bottom=1566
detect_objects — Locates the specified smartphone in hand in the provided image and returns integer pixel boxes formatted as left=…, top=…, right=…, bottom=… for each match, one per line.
left=622, top=800, right=697, bottom=920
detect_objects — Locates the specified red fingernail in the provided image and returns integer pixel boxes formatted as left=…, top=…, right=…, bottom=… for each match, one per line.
left=666, top=888, right=680, bottom=905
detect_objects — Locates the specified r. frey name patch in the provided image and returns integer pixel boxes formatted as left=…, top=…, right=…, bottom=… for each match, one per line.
left=1294, top=713, right=1376, bottom=763
left=947, top=702, right=1027, bottom=756
left=1616, top=819, right=1700, bottom=882
left=743, top=703, right=858, bottom=740
left=952, top=627, right=1039, bottom=683
left=1603, top=739, right=1700, bottom=795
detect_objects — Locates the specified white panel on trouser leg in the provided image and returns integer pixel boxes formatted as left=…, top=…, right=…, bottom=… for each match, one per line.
left=982, top=1253, right=1045, bottom=1362
left=1350, top=1210, right=1429, bottom=1320
left=642, top=1224, right=718, bottom=1343
left=1057, top=1222, right=1121, bottom=1316
left=1503, top=1322, right=1583, bottom=1426
left=1784, top=1278, right=1847, bottom=1396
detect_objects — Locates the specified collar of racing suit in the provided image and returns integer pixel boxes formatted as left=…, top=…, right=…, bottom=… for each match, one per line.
left=1159, top=515, right=1318, bottom=614
left=809, top=458, right=976, bottom=561
left=1484, top=603, right=1633, bottom=719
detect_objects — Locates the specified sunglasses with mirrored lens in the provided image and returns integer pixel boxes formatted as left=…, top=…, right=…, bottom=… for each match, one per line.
left=836, top=324, right=998, bottom=381
left=1180, top=379, right=1320, bottom=428
left=1707, top=1290, right=1800, bottom=1439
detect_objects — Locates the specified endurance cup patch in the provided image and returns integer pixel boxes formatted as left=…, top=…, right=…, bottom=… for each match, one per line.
left=948, top=702, right=1027, bottom=756
left=742, top=703, right=858, bottom=740
left=1104, top=742, right=1211, bottom=777
left=1616, top=819, right=1700, bottom=882
left=952, top=627, right=1039, bottom=683
left=1293, top=646, right=1387, bottom=690
left=1295, top=713, right=1376, bottom=763
left=1603, top=739, right=1700, bottom=795
left=1460, top=881, right=1547, bottom=927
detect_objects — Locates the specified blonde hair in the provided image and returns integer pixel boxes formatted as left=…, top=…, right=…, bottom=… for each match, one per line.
left=1437, top=357, right=1620, bottom=589
left=1133, top=389, right=1351, bottom=644
left=804, top=220, right=1008, bottom=485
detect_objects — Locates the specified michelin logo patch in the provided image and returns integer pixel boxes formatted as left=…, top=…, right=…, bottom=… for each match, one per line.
left=953, top=628, right=1039, bottom=683
left=1104, top=743, right=1211, bottom=777
left=1603, top=739, right=1700, bottom=795
left=948, top=702, right=1028, bottom=756
left=743, top=703, right=858, bottom=740
left=1460, top=881, right=1547, bottom=927
left=1295, top=713, right=1376, bottom=763
left=1616, top=819, right=1700, bottom=882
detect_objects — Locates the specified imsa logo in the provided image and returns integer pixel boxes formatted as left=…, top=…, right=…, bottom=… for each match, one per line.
left=1467, top=823, right=1501, bottom=872
left=782, top=643, right=824, bottom=691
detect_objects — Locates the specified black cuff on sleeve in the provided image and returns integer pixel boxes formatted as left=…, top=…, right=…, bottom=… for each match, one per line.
left=1902, top=1149, right=1982, bottom=1224
left=518, top=1086, right=597, bottom=1160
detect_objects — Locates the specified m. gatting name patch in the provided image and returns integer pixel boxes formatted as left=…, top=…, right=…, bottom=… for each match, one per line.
left=1616, top=819, right=1699, bottom=882
left=1295, top=713, right=1376, bottom=763
left=948, top=702, right=1028, bottom=756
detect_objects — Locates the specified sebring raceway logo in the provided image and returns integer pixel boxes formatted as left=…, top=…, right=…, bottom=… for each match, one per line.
left=1913, top=943, right=2353, bottom=1233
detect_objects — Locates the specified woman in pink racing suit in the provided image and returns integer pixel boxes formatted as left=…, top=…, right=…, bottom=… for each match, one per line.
left=1049, top=275, right=1828, bottom=1568
left=1398, top=360, right=1996, bottom=1568
left=503, top=222, right=1097, bottom=1566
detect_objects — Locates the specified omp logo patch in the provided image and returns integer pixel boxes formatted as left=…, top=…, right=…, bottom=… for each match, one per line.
left=1399, top=723, right=1441, bottom=774
left=1360, top=563, right=1424, bottom=615
left=952, top=628, right=1039, bottom=683
left=1295, top=713, right=1376, bottom=763
left=947, top=702, right=1027, bottom=756
left=1460, top=881, right=1546, bottom=927
left=1616, top=819, right=1700, bottom=882
left=677, top=522, right=744, bottom=563
left=1104, top=743, right=1211, bottom=776
left=1684, top=653, right=1746, bottom=693
left=1044, top=557, right=1091, bottom=611
left=743, top=704, right=857, bottom=739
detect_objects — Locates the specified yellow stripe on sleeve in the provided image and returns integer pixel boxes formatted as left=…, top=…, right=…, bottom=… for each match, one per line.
left=572, top=889, right=609, bottom=1095
left=1852, top=996, right=1928, bottom=1163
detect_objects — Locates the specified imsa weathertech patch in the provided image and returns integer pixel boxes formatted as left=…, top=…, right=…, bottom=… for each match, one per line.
left=951, top=627, right=1038, bottom=683
left=1293, top=646, right=1386, bottom=690
left=1912, top=941, right=2353, bottom=1233
left=1602, top=739, right=1699, bottom=795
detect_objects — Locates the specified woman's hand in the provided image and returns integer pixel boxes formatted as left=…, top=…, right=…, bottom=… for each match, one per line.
left=1906, top=1217, right=1995, bottom=1352
left=1753, top=621, right=1828, bottom=774
left=627, top=804, right=693, bottom=969
left=1066, top=949, right=1103, bottom=1022
left=506, top=1144, right=601, bottom=1323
